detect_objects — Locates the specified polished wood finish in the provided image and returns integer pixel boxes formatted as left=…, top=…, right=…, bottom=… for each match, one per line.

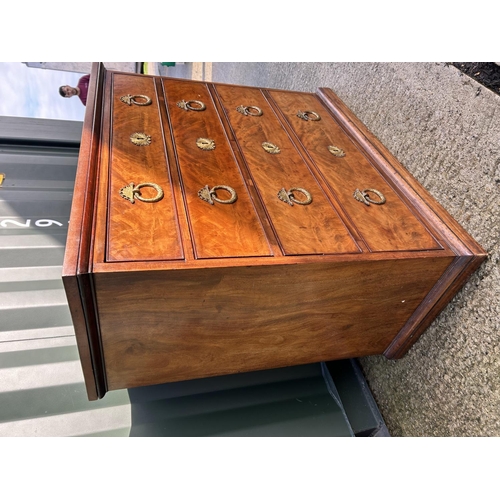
left=316, top=87, right=481, bottom=255
left=268, top=90, right=441, bottom=252
left=63, top=64, right=487, bottom=400
left=314, top=87, right=488, bottom=358
left=162, top=79, right=271, bottom=259
left=62, top=63, right=105, bottom=400
left=95, top=257, right=453, bottom=390
left=215, top=85, right=359, bottom=256
left=107, top=74, right=183, bottom=262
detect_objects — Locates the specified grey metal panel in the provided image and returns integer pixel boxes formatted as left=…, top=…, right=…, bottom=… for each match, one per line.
left=23, top=62, right=140, bottom=74
left=0, top=233, right=68, bottom=267
left=0, top=116, right=82, bottom=145
left=0, top=121, right=79, bottom=338
left=326, top=360, right=390, bottom=436
left=0, top=116, right=132, bottom=437
left=0, top=189, right=73, bottom=202
left=128, top=363, right=355, bottom=437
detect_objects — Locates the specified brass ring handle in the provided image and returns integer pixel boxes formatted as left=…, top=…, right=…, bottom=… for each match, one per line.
left=120, top=94, right=152, bottom=106
left=278, top=187, right=313, bottom=206
left=236, top=105, right=263, bottom=117
left=120, top=182, right=164, bottom=204
left=177, top=100, right=207, bottom=111
left=297, top=110, right=321, bottom=121
left=198, top=185, right=238, bottom=205
left=353, top=188, right=386, bottom=206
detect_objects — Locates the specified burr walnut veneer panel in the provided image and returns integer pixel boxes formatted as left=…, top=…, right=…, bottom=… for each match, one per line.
left=108, top=74, right=183, bottom=262
left=214, top=84, right=359, bottom=256
left=162, top=79, right=271, bottom=259
left=267, top=89, right=441, bottom=252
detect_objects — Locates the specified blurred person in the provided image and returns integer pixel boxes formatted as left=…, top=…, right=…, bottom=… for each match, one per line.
left=59, top=74, right=90, bottom=105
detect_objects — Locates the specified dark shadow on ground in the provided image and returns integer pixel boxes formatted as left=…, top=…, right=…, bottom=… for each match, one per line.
left=452, top=63, right=500, bottom=97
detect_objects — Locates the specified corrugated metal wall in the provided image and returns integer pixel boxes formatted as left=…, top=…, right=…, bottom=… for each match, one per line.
left=0, top=117, right=131, bottom=436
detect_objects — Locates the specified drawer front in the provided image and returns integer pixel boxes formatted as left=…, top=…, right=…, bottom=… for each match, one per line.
left=269, top=90, right=441, bottom=252
left=215, top=85, right=360, bottom=256
left=162, top=80, right=272, bottom=259
left=107, top=74, right=184, bottom=262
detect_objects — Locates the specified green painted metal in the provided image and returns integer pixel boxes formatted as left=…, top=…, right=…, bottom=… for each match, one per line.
left=128, top=364, right=354, bottom=437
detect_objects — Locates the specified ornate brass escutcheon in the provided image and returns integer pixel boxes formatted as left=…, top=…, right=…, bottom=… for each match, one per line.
left=328, top=145, right=346, bottom=157
left=198, top=185, right=238, bottom=205
left=120, top=94, right=152, bottom=106
left=297, top=110, right=321, bottom=121
left=196, top=138, right=216, bottom=151
left=277, top=187, right=313, bottom=206
left=176, top=100, right=206, bottom=111
left=353, top=188, right=386, bottom=206
left=262, top=142, right=281, bottom=154
left=120, top=182, right=164, bottom=204
left=130, top=132, right=152, bottom=146
left=236, top=105, right=263, bottom=117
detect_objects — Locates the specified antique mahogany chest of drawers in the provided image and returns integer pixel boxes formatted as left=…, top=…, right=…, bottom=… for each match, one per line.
left=63, top=63, right=486, bottom=400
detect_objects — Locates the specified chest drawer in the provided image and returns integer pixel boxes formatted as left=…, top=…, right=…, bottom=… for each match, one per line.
left=107, top=74, right=184, bottom=262
left=162, top=79, right=272, bottom=259
left=215, top=84, right=360, bottom=256
left=268, top=90, right=441, bottom=252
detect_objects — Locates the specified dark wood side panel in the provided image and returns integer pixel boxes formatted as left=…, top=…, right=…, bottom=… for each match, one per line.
left=62, top=62, right=107, bottom=400
left=385, top=253, right=486, bottom=358
left=95, top=256, right=453, bottom=391
left=62, top=276, right=98, bottom=400
left=78, top=273, right=107, bottom=399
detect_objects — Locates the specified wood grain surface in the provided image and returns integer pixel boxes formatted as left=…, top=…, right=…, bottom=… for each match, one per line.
left=162, top=79, right=272, bottom=259
left=62, top=63, right=105, bottom=400
left=269, top=90, right=441, bottom=252
left=316, top=87, right=488, bottom=258
left=107, top=74, right=184, bottom=262
left=95, top=256, right=454, bottom=390
left=215, top=84, right=360, bottom=256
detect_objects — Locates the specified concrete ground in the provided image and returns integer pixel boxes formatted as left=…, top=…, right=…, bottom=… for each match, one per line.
left=150, top=62, right=500, bottom=436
